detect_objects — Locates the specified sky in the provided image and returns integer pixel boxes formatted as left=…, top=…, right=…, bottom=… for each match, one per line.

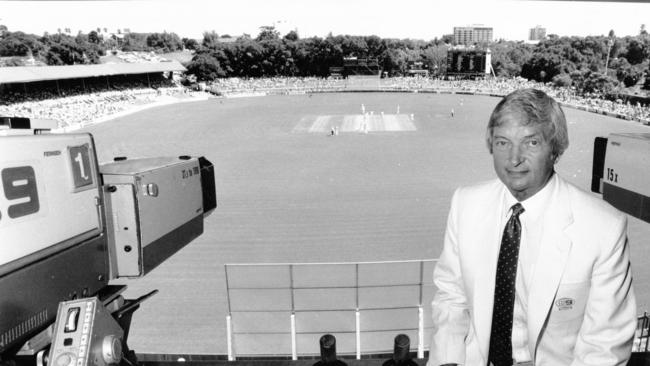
left=1, top=0, right=649, bottom=42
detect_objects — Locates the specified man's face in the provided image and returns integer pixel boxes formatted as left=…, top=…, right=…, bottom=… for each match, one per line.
left=491, top=115, right=555, bottom=201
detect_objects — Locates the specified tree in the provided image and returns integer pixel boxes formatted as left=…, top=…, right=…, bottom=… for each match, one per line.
left=283, top=30, right=299, bottom=42
left=380, top=47, right=408, bottom=76
left=288, top=36, right=342, bottom=76
left=146, top=32, right=182, bottom=52
left=519, top=35, right=612, bottom=82
left=340, top=35, right=368, bottom=57
left=0, top=25, right=8, bottom=39
left=122, top=32, right=149, bottom=51
left=72, top=32, right=101, bottom=63
left=521, top=50, right=563, bottom=82
left=280, top=39, right=300, bottom=76
left=202, top=31, right=220, bottom=50
left=0, top=36, right=30, bottom=56
left=45, top=35, right=86, bottom=65
left=186, top=53, right=225, bottom=81
left=289, top=38, right=312, bottom=76
left=104, top=37, right=118, bottom=50
left=551, top=73, right=572, bottom=87
left=256, top=26, right=280, bottom=42
left=440, top=34, right=454, bottom=45
left=614, top=57, right=644, bottom=87
left=207, top=46, right=232, bottom=75
left=490, top=41, right=532, bottom=77
left=421, top=44, right=448, bottom=76
left=257, top=38, right=292, bottom=76
left=236, top=38, right=265, bottom=76
left=88, top=30, right=101, bottom=44
left=581, top=71, right=618, bottom=94
left=0, top=31, right=44, bottom=57
left=365, top=35, right=385, bottom=58
left=622, top=38, right=648, bottom=65
left=183, top=37, right=200, bottom=50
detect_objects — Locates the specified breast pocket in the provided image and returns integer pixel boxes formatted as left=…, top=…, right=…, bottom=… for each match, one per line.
left=548, top=281, right=590, bottom=324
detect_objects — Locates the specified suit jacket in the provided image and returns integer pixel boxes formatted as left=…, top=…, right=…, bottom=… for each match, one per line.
left=428, top=174, right=636, bottom=366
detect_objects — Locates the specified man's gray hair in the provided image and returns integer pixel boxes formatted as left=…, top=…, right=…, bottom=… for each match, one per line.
left=486, top=88, right=569, bottom=161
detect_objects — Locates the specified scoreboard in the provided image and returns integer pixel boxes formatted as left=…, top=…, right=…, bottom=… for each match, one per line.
left=446, top=49, right=490, bottom=76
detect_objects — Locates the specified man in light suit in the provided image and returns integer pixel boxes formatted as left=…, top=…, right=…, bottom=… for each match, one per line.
left=428, top=89, right=637, bottom=366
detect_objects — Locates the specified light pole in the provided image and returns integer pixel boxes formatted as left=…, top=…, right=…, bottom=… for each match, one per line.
left=604, top=38, right=614, bottom=76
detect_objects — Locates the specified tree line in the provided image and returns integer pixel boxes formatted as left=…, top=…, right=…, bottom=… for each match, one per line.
left=1, top=24, right=649, bottom=95
left=186, top=27, right=450, bottom=80
left=0, top=25, right=184, bottom=65
left=189, top=27, right=650, bottom=95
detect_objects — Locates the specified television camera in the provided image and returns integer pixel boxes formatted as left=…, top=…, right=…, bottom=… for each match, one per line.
left=0, top=117, right=217, bottom=366
left=592, top=133, right=650, bottom=224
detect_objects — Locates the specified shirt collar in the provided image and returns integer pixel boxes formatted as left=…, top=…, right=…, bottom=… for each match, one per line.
left=503, top=172, right=557, bottom=221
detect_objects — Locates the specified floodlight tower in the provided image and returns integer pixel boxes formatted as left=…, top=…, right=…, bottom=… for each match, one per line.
left=604, top=38, right=614, bottom=76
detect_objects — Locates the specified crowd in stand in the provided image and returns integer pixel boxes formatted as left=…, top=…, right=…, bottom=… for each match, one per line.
left=207, top=76, right=650, bottom=123
left=208, top=77, right=346, bottom=95
left=1, top=75, right=649, bottom=128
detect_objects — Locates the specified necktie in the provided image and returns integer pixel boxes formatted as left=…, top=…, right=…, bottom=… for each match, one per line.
left=488, top=203, right=525, bottom=366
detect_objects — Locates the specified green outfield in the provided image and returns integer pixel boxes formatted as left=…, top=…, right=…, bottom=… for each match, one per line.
left=83, top=92, right=650, bottom=356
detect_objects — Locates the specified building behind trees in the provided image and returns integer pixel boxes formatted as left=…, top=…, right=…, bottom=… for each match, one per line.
left=529, top=26, right=547, bottom=42
left=453, top=25, right=493, bottom=45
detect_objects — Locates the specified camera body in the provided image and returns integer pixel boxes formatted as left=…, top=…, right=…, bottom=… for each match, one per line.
left=0, top=124, right=216, bottom=359
left=102, top=155, right=215, bottom=278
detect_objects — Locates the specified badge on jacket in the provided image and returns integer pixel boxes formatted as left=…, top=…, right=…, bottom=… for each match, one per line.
left=556, top=297, right=575, bottom=311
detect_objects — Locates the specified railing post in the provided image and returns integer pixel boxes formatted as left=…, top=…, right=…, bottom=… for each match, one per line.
left=291, top=312, right=297, bottom=360
left=418, top=306, right=424, bottom=359
left=356, top=309, right=361, bottom=359
left=226, top=314, right=234, bottom=361
left=639, top=311, right=650, bottom=352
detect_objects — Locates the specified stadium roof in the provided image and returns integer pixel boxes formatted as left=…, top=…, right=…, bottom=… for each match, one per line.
left=0, top=61, right=186, bottom=84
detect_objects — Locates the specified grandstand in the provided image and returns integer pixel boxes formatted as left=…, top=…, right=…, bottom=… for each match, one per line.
left=0, top=61, right=199, bottom=128
left=0, top=61, right=186, bottom=101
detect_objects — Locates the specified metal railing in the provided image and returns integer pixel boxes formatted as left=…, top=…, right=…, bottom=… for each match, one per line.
left=224, top=260, right=436, bottom=360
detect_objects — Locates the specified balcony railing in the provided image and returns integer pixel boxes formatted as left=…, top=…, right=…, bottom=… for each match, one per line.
left=224, top=260, right=436, bottom=360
